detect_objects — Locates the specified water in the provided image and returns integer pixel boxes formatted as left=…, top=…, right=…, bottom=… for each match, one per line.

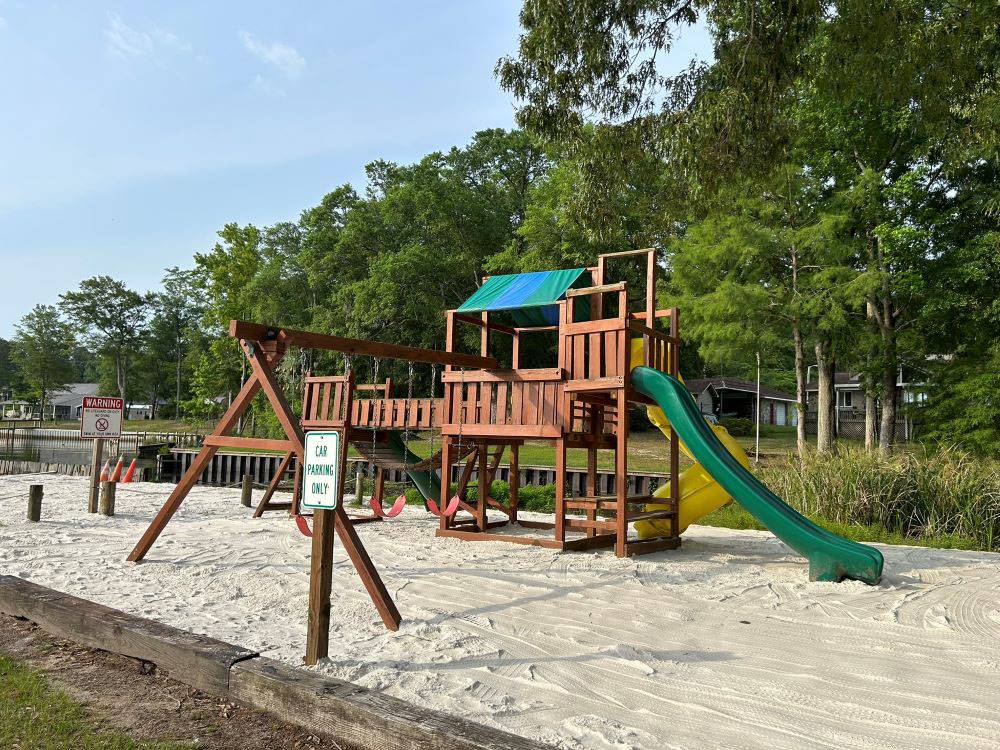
left=0, top=427, right=196, bottom=473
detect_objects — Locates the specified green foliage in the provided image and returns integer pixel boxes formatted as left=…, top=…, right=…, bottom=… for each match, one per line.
left=918, top=346, right=1000, bottom=456
left=718, top=417, right=753, bottom=437
left=759, top=446, right=1000, bottom=551
left=11, top=305, right=76, bottom=416
left=60, top=277, right=150, bottom=399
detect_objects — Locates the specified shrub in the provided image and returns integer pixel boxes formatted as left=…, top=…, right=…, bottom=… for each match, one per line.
left=758, top=445, right=1000, bottom=551
left=720, top=417, right=754, bottom=436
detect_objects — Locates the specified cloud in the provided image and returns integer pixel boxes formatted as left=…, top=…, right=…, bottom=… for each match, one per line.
left=104, top=13, right=191, bottom=60
left=239, top=31, right=305, bottom=79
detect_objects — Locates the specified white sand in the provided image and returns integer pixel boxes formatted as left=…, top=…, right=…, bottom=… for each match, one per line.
left=1, top=474, right=999, bottom=749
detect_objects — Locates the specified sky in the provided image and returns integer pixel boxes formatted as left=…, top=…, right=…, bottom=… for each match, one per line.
left=0, top=1, right=711, bottom=337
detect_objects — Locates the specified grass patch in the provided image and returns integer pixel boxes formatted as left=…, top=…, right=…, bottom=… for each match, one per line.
left=0, top=653, right=192, bottom=749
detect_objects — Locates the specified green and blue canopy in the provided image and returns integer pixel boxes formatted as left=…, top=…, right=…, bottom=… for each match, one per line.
left=457, top=268, right=590, bottom=326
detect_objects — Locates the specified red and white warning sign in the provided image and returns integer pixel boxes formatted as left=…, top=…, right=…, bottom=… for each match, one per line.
left=80, top=397, right=124, bottom=439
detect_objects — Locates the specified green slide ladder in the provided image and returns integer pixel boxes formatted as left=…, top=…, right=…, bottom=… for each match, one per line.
left=631, top=366, right=884, bottom=584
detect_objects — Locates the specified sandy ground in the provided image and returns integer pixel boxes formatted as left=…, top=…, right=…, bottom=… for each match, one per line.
left=1, top=474, right=999, bottom=750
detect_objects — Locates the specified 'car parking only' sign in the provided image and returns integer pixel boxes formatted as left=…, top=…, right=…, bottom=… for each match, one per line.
left=301, top=431, right=341, bottom=510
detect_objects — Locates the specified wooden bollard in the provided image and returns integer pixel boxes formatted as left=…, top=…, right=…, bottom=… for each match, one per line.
left=99, top=481, right=116, bottom=517
left=27, top=485, right=42, bottom=522
left=241, top=474, right=253, bottom=507
left=355, top=468, right=364, bottom=501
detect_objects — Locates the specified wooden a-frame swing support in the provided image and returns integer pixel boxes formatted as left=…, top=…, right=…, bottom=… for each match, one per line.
left=127, top=320, right=496, bottom=664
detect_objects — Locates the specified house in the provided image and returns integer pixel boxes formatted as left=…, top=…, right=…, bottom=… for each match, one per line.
left=47, top=383, right=100, bottom=420
left=805, top=370, right=925, bottom=440
left=127, top=404, right=153, bottom=420
left=684, top=378, right=798, bottom=426
left=1, top=398, right=32, bottom=420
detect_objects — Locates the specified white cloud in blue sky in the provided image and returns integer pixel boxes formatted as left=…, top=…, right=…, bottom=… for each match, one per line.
left=239, top=30, right=305, bottom=79
left=104, top=13, right=192, bottom=60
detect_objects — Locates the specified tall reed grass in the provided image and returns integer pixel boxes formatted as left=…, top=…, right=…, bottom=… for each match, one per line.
left=759, top=445, right=1000, bottom=551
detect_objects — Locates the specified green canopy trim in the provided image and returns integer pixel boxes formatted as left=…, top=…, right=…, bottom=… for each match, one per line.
left=457, top=268, right=591, bottom=326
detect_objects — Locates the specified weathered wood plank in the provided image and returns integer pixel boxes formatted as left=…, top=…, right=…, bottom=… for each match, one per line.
left=230, top=657, right=551, bottom=750
left=0, top=576, right=255, bottom=694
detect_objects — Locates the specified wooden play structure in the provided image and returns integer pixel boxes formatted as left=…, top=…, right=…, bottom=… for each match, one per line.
left=128, top=248, right=683, bottom=662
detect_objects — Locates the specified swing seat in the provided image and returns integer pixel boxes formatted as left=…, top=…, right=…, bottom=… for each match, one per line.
left=427, top=494, right=462, bottom=518
left=294, top=514, right=313, bottom=537
left=370, top=493, right=407, bottom=518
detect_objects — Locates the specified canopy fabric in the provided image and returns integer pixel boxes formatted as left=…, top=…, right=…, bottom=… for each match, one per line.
left=457, top=268, right=590, bottom=326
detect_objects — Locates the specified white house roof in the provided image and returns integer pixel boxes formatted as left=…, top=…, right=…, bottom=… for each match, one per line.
left=48, top=383, right=100, bottom=408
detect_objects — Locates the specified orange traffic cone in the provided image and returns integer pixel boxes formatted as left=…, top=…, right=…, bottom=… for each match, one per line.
left=122, top=458, right=137, bottom=483
left=99, top=459, right=112, bottom=481
left=109, top=456, right=125, bottom=482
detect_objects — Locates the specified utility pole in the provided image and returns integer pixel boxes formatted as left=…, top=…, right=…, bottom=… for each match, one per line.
left=755, top=351, right=761, bottom=464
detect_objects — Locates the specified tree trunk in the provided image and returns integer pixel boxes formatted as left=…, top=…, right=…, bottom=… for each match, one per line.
left=864, top=391, right=878, bottom=450
left=793, top=322, right=807, bottom=458
left=116, top=350, right=127, bottom=399
left=815, top=338, right=835, bottom=453
left=879, top=343, right=898, bottom=455
left=175, top=344, right=182, bottom=420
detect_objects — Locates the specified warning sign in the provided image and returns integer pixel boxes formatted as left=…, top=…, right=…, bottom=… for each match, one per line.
left=301, top=431, right=341, bottom=510
left=80, top=397, right=124, bottom=439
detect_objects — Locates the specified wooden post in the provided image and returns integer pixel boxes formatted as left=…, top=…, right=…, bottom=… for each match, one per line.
left=509, top=443, right=519, bottom=524
left=241, top=474, right=252, bottom=507
left=586, top=444, right=598, bottom=538
left=555, top=439, right=566, bottom=542
left=615, top=388, right=629, bottom=557
left=27, top=484, right=42, bottom=522
left=305, top=508, right=336, bottom=665
left=354, top=466, right=363, bottom=503
left=476, top=442, right=488, bottom=531
left=88, top=438, right=103, bottom=513
left=254, top=450, right=293, bottom=518
left=99, top=481, right=116, bottom=516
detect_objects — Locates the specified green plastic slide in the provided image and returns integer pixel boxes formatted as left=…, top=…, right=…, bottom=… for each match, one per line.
left=631, top=366, right=884, bottom=584
left=385, top=430, right=441, bottom=503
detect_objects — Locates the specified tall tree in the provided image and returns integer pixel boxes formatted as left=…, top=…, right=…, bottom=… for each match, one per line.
left=11, top=305, right=76, bottom=419
left=60, top=277, right=149, bottom=399
left=151, top=267, right=203, bottom=418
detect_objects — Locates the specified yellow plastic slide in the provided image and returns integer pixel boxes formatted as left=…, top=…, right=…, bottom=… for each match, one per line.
left=628, top=340, right=751, bottom=537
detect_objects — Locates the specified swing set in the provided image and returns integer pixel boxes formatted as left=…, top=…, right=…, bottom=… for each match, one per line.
left=128, top=248, right=683, bottom=664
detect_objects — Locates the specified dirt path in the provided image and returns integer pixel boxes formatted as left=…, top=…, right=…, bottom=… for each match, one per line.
left=0, top=613, right=339, bottom=750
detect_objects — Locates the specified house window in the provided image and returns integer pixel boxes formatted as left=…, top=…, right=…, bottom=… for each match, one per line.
left=837, top=390, right=853, bottom=408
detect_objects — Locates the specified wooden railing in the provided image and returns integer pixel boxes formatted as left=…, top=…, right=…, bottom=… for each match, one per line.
left=561, top=317, right=629, bottom=391
left=441, top=369, right=564, bottom=438
left=629, top=318, right=679, bottom=376
left=301, top=375, right=351, bottom=429
left=352, top=398, right=442, bottom=429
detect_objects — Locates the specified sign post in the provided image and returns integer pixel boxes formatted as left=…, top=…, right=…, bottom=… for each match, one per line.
left=302, top=430, right=348, bottom=665
left=81, top=397, right=124, bottom=513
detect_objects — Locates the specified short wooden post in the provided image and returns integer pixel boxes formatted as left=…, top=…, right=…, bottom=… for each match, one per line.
left=27, top=484, right=42, bottom=522
left=241, top=474, right=253, bottom=507
left=99, top=481, right=116, bottom=517
left=88, top=438, right=104, bottom=513
left=354, top=465, right=363, bottom=502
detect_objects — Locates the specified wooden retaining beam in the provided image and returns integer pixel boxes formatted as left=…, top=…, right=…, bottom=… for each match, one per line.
left=0, top=576, right=254, bottom=694
left=0, top=577, right=550, bottom=750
